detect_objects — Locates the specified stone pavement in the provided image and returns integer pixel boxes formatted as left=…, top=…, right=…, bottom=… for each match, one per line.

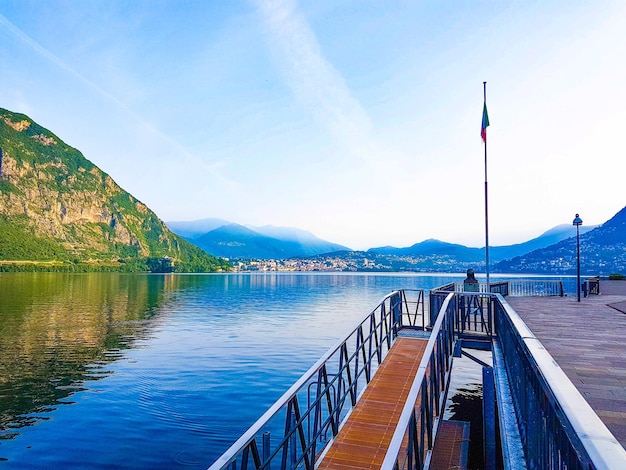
left=506, top=282, right=626, bottom=448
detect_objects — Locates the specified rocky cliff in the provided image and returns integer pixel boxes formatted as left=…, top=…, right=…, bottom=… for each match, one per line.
left=0, top=108, right=228, bottom=272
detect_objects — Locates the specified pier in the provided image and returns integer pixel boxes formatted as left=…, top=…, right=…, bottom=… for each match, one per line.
left=507, top=280, right=626, bottom=447
left=317, top=337, right=428, bottom=469
left=209, top=281, right=626, bottom=470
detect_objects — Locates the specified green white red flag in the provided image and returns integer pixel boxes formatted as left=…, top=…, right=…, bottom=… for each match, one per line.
left=481, top=102, right=489, bottom=143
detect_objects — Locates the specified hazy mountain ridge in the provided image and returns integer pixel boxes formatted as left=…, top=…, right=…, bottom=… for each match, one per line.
left=165, top=218, right=231, bottom=239
left=167, top=212, right=621, bottom=275
left=287, top=214, right=622, bottom=274
left=368, top=224, right=597, bottom=263
left=166, top=219, right=350, bottom=259
left=0, top=108, right=228, bottom=272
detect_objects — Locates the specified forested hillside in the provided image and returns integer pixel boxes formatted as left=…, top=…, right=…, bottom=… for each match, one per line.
left=0, top=108, right=229, bottom=272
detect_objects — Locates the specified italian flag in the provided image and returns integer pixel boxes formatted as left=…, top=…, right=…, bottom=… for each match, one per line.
left=481, top=102, right=490, bottom=143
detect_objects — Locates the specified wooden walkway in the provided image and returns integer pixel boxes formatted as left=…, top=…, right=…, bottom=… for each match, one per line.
left=429, top=420, right=470, bottom=470
left=317, top=337, right=428, bottom=469
left=507, top=280, right=626, bottom=448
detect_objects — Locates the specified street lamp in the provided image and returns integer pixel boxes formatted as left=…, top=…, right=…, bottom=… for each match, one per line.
left=573, top=213, right=583, bottom=302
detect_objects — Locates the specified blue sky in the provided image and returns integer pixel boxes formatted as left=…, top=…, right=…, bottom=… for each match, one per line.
left=1, top=1, right=625, bottom=250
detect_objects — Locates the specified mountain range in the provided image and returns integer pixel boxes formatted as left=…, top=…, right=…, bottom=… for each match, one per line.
left=166, top=219, right=350, bottom=259
left=2, top=106, right=623, bottom=275
left=298, top=210, right=624, bottom=275
left=0, top=107, right=228, bottom=272
left=167, top=212, right=626, bottom=275
left=367, top=224, right=596, bottom=262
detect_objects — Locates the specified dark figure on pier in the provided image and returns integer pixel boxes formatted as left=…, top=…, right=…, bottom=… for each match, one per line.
left=463, top=268, right=480, bottom=292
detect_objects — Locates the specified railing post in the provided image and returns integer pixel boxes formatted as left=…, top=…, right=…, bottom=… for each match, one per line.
left=391, top=291, right=402, bottom=328
left=289, top=414, right=296, bottom=468
left=483, top=367, right=496, bottom=469
left=262, top=432, right=270, bottom=469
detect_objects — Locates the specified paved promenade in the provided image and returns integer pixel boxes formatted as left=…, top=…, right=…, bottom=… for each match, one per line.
left=506, top=281, right=626, bottom=448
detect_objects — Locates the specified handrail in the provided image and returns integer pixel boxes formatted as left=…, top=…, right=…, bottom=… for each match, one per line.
left=505, top=280, right=563, bottom=297
left=408, top=287, right=626, bottom=469
left=210, top=282, right=625, bottom=470
left=452, top=280, right=564, bottom=297
left=381, top=292, right=456, bottom=469
left=429, top=290, right=494, bottom=336
left=208, top=290, right=425, bottom=470
left=400, top=288, right=426, bottom=329
left=495, top=295, right=626, bottom=469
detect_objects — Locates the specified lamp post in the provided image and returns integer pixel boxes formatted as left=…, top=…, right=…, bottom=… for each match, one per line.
left=573, top=214, right=583, bottom=302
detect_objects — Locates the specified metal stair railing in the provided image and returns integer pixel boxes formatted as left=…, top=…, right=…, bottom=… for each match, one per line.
left=381, top=292, right=457, bottom=470
left=494, top=295, right=626, bottom=469
left=208, top=290, right=425, bottom=470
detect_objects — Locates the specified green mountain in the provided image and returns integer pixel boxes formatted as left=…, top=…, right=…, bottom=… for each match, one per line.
left=0, top=107, right=229, bottom=272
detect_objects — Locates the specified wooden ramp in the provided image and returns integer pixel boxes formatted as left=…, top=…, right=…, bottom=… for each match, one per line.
left=429, top=420, right=470, bottom=470
left=317, top=337, right=428, bottom=469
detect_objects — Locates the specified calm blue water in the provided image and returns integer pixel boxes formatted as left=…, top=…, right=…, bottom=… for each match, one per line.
left=0, top=272, right=576, bottom=468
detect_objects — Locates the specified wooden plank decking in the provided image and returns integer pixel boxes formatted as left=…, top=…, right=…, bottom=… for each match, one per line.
left=507, top=281, right=626, bottom=448
left=317, top=337, right=428, bottom=469
left=429, top=420, right=470, bottom=470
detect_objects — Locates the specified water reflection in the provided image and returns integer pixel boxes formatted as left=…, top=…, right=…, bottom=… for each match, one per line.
left=0, top=273, right=426, bottom=447
left=0, top=273, right=173, bottom=438
left=444, top=348, right=493, bottom=470
left=0, top=272, right=570, bottom=468
left=0, top=272, right=446, bottom=458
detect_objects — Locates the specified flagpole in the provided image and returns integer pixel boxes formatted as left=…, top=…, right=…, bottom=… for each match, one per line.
left=483, top=81, right=490, bottom=291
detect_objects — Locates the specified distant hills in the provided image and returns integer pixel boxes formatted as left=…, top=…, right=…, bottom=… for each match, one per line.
left=367, top=224, right=597, bottom=264
left=166, top=219, right=350, bottom=259
left=495, top=206, right=626, bottom=274
left=168, top=219, right=599, bottom=265
left=167, top=210, right=626, bottom=276
left=302, top=212, right=621, bottom=275
left=0, top=107, right=229, bottom=272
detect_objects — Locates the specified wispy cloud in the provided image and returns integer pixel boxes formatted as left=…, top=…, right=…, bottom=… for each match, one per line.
left=0, top=13, right=131, bottom=115
left=253, top=0, right=380, bottom=164
left=0, top=12, right=235, bottom=188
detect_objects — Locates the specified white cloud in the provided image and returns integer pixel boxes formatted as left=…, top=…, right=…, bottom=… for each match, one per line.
left=253, top=0, right=385, bottom=166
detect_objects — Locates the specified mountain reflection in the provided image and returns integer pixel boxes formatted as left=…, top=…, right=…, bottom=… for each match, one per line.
left=0, top=273, right=179, bottom=438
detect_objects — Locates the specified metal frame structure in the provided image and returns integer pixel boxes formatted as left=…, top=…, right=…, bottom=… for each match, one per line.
left=380, top=292, right=457, bottom=469
left=429, top=290, right=495, bottom=335
left=210, top=281, right=626, bottom=470
left=494, top=296, right=626, bottom=469
left=452, top=279, right=564, bottom=297
left=208, top=290, right=426, bottom=470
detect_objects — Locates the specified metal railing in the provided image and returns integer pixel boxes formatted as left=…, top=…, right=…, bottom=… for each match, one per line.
left=452, top=279, right=564, bottom=297
left=429, top=283, right=626, bottom=469
left=210, top=281, right=625, bottom=470
left=399, top=288, right=426, bottom=330
left=505, top=280, right=564, bottom=297
left=208, top=290, right=426, bottom=470
left=381, top=292, right=457, bottom=469
left=429, top=290, right=495, bottom=336
left=494, top=296, right=626, bottom=469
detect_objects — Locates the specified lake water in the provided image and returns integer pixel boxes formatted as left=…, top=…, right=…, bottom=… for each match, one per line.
left=0, top=272, right=576, bottom=468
